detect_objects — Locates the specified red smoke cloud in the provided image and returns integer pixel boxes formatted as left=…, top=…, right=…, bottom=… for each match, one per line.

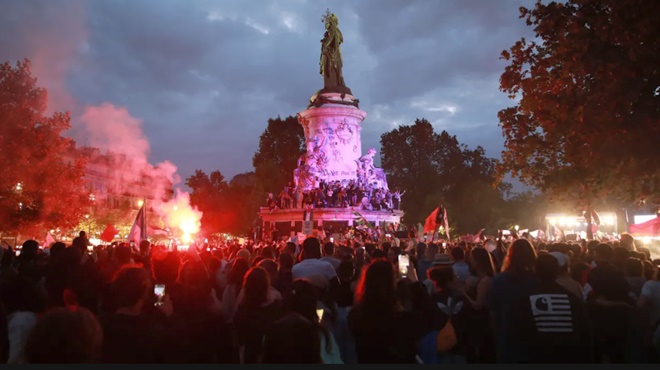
left=79, top=103, right=202, bottom=239
left=10, top=1, right=203, bottom=240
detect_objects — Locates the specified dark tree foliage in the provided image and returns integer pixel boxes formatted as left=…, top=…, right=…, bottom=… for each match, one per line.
left=0, top=59, right=90, bottom=235
left=252, top=115, right=306, bottom=194
left=498, top=0, right=660, bottom=238
left=380, top=118, right=511, bottom=235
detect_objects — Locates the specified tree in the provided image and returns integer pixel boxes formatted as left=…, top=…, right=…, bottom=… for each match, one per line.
left=186, top=169, right=229, bottom=234
left=0, top=59, right=90, bottom=236
left=225, top=172, right=260, bottom=235
left=252, top=115, right=305, bottom=195
left=498, top=0, right=660, bottom=238
left=380, top=118, right=509, bottom=235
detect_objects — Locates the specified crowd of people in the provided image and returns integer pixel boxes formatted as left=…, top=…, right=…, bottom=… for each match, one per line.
left=0, top=230, right=659, bottom=364
left=267, top=179, right=404, bottom=212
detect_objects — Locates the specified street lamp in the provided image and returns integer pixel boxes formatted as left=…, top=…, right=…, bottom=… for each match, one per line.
left=84, top=214, right=91, bottom=236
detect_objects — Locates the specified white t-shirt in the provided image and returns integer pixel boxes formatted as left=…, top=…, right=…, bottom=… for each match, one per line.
left=641, top=280, right=660, bottom=326
left=320, top=256, right=341, bottom=271
left=292, top=258, right=338, bottom=281
left=7, top=311, right=37, bottom=364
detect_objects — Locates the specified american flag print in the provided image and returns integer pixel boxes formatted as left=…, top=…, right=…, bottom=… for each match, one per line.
left=529, top=294, right=573, bottom=333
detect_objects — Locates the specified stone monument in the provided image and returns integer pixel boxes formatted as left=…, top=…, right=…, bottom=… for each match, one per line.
left=294, top=10, right=389, bottom=191
left=259, top=10, right=402, bottom=240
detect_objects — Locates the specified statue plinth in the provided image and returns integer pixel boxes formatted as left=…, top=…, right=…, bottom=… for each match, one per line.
left=314, top=85, right=353, bottom=99
left=295, top=92, right=366, bottom=188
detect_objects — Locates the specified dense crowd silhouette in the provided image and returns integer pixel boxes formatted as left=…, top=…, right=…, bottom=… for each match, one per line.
left=1, top=232, right=659, bottom=363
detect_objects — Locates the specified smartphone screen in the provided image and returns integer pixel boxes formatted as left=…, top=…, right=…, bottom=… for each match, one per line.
left=398, top=254, right=410, bottom=278
left=154, top=284, right=166, bottom=306
left=316, top=308, right=324, bottom=322
left=330, top=237, right=334, bottom=243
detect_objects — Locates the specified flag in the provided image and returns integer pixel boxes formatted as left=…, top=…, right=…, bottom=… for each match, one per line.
left=475, top=228, right=486, bottom=241
left=460, top=228, right=486, bottom=243
left=352, top=210, right=372, bottom=229
left=148, top=225, right=170, bottom=236
left=127, top=201, right=147, bottom=245
left=45, top=232, right=55, bottom=248
left=100, top=224, right=119, bottom=243
left=423, top=207, right=440, bottom=234
left=442, top=206, right=450, bottom=240
left=591, top=209, right=601, bottom=226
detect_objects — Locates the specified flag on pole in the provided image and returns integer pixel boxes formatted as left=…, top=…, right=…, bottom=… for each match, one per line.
left=423, top=207, right=440, bottom=234
left=100, top=224, right=119, bottom=243
left=442, top=206, right=450, bottom=240
left=127, top=201, right=147, bottom=246
left=44, top=232, right=55, bottom=248
left=352, top=210, right=372, bottom=229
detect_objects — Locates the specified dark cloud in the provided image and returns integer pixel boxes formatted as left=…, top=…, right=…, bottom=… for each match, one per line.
left=0, top=0, right=535, bottom=190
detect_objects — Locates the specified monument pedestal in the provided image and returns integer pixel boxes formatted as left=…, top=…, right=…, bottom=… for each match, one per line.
left=296, top=92, right=367, bottom=187
left=259, top=207, right=404, bottom=241
left=258, top=11, right=404, bottom=241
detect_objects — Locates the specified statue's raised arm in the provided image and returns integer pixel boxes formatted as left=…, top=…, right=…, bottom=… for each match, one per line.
left=319, top=10, right=348, bottom=91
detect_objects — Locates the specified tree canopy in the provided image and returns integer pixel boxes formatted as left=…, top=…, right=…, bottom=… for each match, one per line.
left=0, top=59, right=90, bottom=236
left=498, top=0, right=660, bottom=236
left=380, top=118, right=510, bottom=235
left=252, top=115, right=305, bottom=194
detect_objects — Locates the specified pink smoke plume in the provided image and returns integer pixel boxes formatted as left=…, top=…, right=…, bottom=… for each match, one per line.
left=154, top=190, right=202, bottom=242
left=8, top=2, right=203, bottom=239
left=79, top=103, right=202, bottom=238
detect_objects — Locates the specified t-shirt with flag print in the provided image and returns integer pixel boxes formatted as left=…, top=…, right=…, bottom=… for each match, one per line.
left=515, top=280, right=592, bottom=363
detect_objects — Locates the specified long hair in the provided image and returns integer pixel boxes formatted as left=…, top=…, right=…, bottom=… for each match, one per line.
left=176, top=260, right=213, bottom=314
left=289, top=279, right=332, bottom=354
left=501, top=238, right=537, bottom=278
left=240, top=266, right=270, bottom=309
left=227, top=257, right=250, bottom=286
left=470, top=247, right=496, bottom=277
left=354, top=259, right=396, bottom=314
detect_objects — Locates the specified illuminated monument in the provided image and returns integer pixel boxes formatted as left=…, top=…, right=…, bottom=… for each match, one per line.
left=259, top=10, right=403, bottom=239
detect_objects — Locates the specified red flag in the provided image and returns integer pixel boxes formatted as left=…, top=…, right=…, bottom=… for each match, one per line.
left=423, top=207, right=440, bottom=234
left=100, top=224, right=119, bottom=243
left=442, top=207, right=450, bottom=240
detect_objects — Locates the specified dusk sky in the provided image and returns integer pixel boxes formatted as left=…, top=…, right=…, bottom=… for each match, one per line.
left=0, top=0, right=535, bottom=189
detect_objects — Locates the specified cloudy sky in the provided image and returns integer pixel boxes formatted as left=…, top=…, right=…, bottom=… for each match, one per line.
left=0, top=0, right=535, bottom=189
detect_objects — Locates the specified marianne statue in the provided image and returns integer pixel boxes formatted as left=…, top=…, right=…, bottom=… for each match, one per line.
left=319, top=10, right=352, bottom=95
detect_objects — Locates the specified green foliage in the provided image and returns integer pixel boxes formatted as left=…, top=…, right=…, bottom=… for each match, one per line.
left=186, top=169, right=261, bottom=235
left=498, top=0, right=660, bottom=217
left=0, top=59, right=90, bottom=235
left=380, top=118, right=511, bottom=235
left=252, top=115, right=305, bottom=194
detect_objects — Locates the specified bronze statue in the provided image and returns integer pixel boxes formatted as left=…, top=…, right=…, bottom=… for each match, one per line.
left=319, top=10, right=352, bottom=94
